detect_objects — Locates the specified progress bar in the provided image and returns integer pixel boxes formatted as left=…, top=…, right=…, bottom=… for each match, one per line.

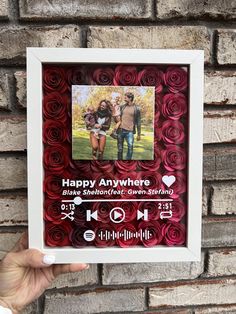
left=62, top=197, right=173, bottom=205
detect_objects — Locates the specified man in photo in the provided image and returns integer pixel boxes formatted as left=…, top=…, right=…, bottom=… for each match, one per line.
left=117, top=92, right=141, bottom=160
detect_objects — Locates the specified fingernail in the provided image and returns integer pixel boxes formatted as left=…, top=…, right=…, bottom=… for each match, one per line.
left=43, top=254, right=55, bottom=265
left=84, top=264, right=89, bottom=269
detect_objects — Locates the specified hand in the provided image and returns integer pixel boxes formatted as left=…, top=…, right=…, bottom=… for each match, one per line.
left=137, top=135, right=141, bottom=141
left=0, top=232, right=88, bottom=314
left=94, top=124, right=101, bottom=128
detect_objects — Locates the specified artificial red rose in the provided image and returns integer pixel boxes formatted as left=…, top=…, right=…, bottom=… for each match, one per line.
left=162, top=171, right=186, bottom=199
left=43, top=92, right=69, bottom=122
left=93, top=202, right=117, bottom=223
left=161, top=120, right=185, bottom=144
left=154, top=110, right=161, bottom=125
left=161, top=222, right=186, bottom=245
left=45, top=221, right=72, bottom=247
left=91, top=161, right=114, bottom=173
left=94, top=172, right=115, bottom=188
left=162, top=145, right=186, bottom=171
left=73, top=203, right=87, bottom=226
left=169, top=199, right=186, bottom=222
left=69, top=225, right=92, bottom=247
left=73, top=161, right=91, bottom=173
left=44, top=199, right=64, bottom=223
left=154, top=143, right=162, bottom=162
left=138, top=66, right=164, bottom=93
left=44, top=145, right=69, bottom=173
left=91, top=67, right=115, bottom=85
left=93, top=172, right=119, bottom=199
left=155, top=92, right=163, bottom=112
left=113, top=65, right=138, bottom=86
left=139, top=171, right=163, bottom=191
left=115, top=161, right=137, bottom=173
left=138, top=201, right=161, bottom=220
left=116, top=223, right=139, bottom=248
left=43, top=120, right=67, bottom=145
left=116, top=172, right=142, bottom=195
left=44, top=174, right=63, bottom=199
left=162, top=93, right=187, bottom=120
left=118, top=201, right=137, bottom=222
left=67, top=67, right=86, bottom=85
left=138, top=221, right=163, bottom=247
left=164, top=66, right=188, bottom=93
left=43, top=66, right=67, bottom=94
left=94, top=223, right=116, bottom=247
left=138, top=158, right=161, bottom=172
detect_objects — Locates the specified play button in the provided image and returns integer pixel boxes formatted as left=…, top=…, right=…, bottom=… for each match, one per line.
left=110, top=207, right=125, bottom=223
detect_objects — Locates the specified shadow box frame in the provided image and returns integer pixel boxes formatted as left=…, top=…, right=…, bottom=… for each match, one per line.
left=27, top=48, right=204, bottom=263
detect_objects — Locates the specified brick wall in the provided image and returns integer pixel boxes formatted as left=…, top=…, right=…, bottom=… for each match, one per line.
left=0, top=1, right=235, bottom=313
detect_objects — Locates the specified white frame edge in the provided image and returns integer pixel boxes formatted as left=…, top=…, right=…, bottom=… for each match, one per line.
left=27, top=48, right=203, bottom=263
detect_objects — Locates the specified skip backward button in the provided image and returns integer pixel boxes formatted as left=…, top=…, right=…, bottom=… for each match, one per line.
left=86, top=210, right=98, bottom=221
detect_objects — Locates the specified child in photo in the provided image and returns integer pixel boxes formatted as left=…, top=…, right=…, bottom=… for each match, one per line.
left=110, top=93, right=121, bottom=139
left=84, top=105, right=100, bottom=139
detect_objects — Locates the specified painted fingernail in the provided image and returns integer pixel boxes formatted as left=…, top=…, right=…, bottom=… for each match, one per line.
left=43, top=254, right=56, bottom=265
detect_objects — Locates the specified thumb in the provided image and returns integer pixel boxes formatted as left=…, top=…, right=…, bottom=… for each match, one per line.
left=7, top=249, right=56, bottom=268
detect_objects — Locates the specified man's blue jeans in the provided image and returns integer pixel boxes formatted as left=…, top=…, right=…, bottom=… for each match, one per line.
left=117, top=129, right=134, bottom=160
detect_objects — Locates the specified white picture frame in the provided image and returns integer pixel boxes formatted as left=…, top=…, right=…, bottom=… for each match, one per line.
left=27, top=48, right=204, bottom=263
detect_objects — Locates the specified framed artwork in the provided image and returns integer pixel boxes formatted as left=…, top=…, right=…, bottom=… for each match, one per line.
left=27, top=48, right=204, bottom=263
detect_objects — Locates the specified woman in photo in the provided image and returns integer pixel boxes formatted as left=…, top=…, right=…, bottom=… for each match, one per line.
left=89, top=99, right=112, bottom=160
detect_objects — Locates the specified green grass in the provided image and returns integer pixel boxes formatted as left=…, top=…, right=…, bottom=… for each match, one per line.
left=72, top=128, right=154, bottom=160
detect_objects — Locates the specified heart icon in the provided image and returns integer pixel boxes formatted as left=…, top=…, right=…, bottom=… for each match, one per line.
left=162, top=175, right=176, bottom=187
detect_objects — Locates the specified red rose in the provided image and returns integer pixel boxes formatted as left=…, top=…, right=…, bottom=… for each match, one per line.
left=69, top=225, right=91, bottom=247
left=139, top=171, right=163, bottom=191
left=94, top=223, right=116, bottom=247
left=44, top=145, right=69, bottom=173
left=93, top=172, right=118, bottom=199
left=162, top=93, right=187, bottom=120
left=43, top=92, right=69, bottom=122
left=162, top=171, right=186, bottom=199
left=164, top=66, right=188, bottom=93
left=93, top=202, right=117, bottom=223
left=155, top=93, right=163, bottom=112
left=44, top=199, right=64, bottom=223
left=115, top=161, right=137, bottom=173
left=169, top=199, right=186, bottom=222
left=138, top=221, right=163, bottom=247
left=154, top=144, right=162, bottom=162
left=67, top=67, right=86, bottom=85
left=91, top=161, right=114, bottom=173
left=119, top=201, right=137, bottom=222
left=91, top=67, right=114, bottom=85
left=113, top=65, right=138, bottom=86
left=138, top=201, right=161, bottom=220
left=43, top=120, right=67, bottom=145
left=161, top=222, right=186, bottom=245
left=73, top=203, right=87, bottom=226
left=161, top=120, right=185, bottom=144
left=44, top=174, right=63, bottom=199
left=116, top=223, right=139, bottom=248
left=116, top=172, right=142, bottom=194
left=138, top=66, right=163, bottom=93
left=73, top=161, right=91, bottom=173
left=154, top=110, right=161, bottom=125
left=137, top=158, right=161, bottom=172
left=43, top=66, right=67, bottom=94
left=162, top=145, right=186, bottom=171
left=45, top=221, right=72, bottom=247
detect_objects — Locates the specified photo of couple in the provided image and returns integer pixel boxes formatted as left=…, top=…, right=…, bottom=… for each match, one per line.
left=72, top=86, right=154, bottom=160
